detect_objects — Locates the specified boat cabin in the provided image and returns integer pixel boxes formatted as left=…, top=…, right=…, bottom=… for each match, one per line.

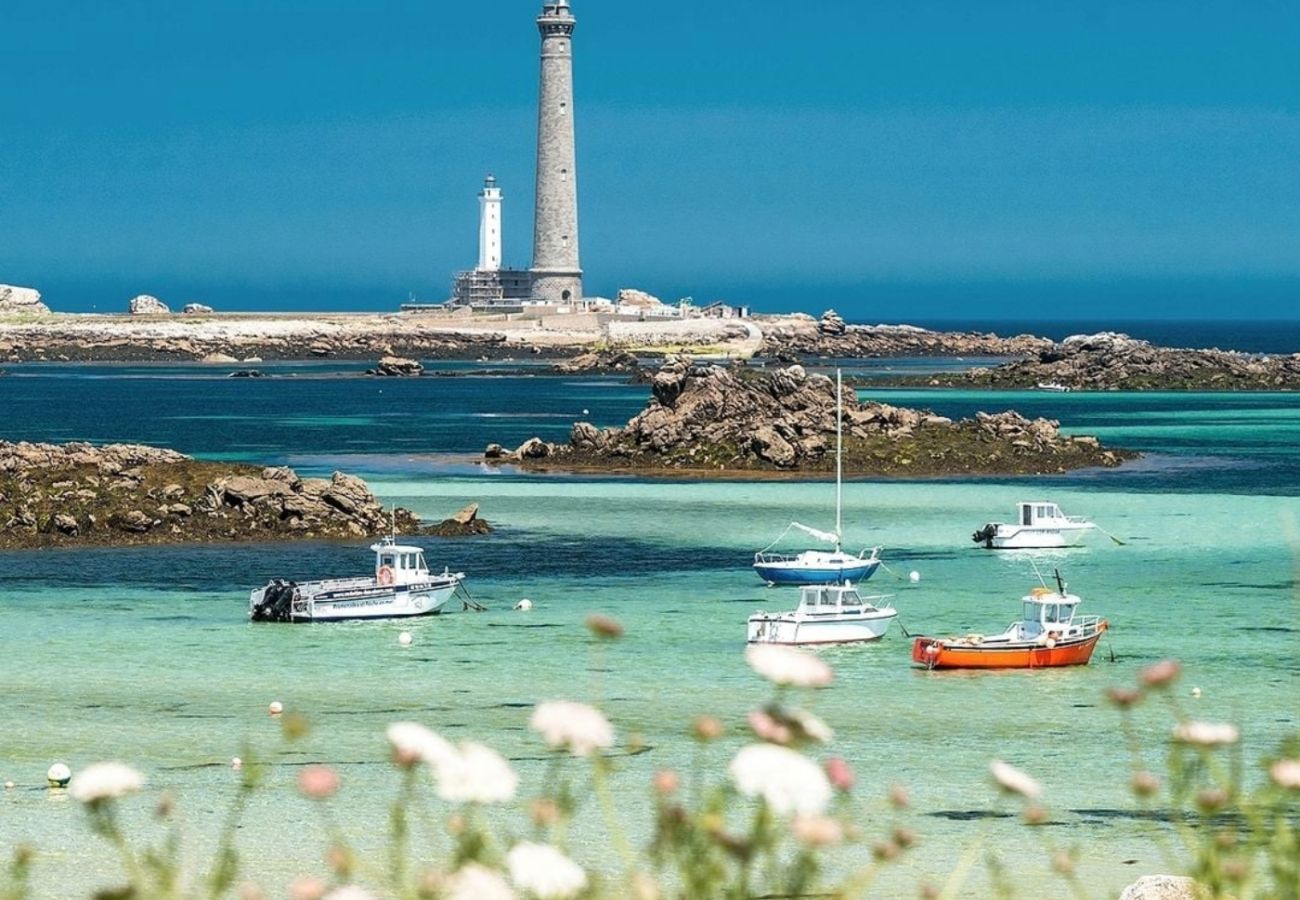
left=370, top=538, right=430, bottom=586
left=798, top=583, right=879, bottom=612
left=1018, top=589, right=1081, bottom=638
left=1018, top=502, right=1068, bottom=527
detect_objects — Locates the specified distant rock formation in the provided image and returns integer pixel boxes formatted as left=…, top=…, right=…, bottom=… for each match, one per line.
left=367, top=355, right=424, bottom=377
left=553, top=349, right=641, bottom=374
left=0, top=285, right=50, bottom=316
left=759, top=317, right=1051, bottom=361
left=200, top=353, right=239, bottom=364
left=617, top=288, right=665, bottom=309
left=129, top=295, right=170, bottom=315
left=486, top=359, right=1131, bottom=475
left=424, top=502, right=493, bottom=537
left=182, top=303, right=214, bottom=314
left=927, top=332, right=1300, bottom=391
left=0, top=441, right=424, bottom=548
left=817, top=309, right=847, bottom=336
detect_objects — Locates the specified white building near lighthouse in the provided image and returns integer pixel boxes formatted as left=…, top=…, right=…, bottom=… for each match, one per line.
left=451, top=175, right=533, bottom=307
left=478, top=175, right=502, bottom=272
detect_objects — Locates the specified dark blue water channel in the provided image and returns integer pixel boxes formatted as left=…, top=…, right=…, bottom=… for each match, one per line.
left=4, top=361, right=1300, bottom=494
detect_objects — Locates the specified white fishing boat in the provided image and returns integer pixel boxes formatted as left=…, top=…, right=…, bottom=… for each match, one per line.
left=249, top=537, right=464, bottom=623
left=1036, top=381, right=1071, bottom=393
left=753, top=370, right=883, bottom=586
left=972, top=501, right=1098, bottom=550
left=747, top=582, right=897, bottom=646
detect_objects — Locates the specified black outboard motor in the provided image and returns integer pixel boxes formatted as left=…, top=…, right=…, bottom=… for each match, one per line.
left=251, top=580, right=297, bottom=622
left=972, top=524, right=997, bottom=548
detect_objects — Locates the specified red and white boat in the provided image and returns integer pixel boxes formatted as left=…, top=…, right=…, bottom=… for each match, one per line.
left=912, top=573, right=1108, bottom=670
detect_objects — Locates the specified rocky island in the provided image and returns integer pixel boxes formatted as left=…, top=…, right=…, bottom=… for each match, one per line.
left=485, top=359, right=1132, bottom=476
left=755, top=310, right=1053, bottom=360
left=898, top=332, right=1300, bottom=391
left=0, top=441, right=488, bottom=549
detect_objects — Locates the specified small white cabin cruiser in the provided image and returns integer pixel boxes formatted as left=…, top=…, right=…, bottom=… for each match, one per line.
left=972, top=502, right=1097, bottom=550
left=747, top=583, right=897, bottom=646
left=1036, top=381, right=1071, bottom=393
left=249, top=537, right=464, bottom=623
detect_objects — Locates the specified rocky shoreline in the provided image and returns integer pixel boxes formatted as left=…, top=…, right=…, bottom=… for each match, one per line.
left=885, top=332, right=1300, bottom=391
left=0, top=441, right=490, bottom=550
left=485, top=359, right=1133, bottom=476
left=754, top=311, right=1053, bottom=360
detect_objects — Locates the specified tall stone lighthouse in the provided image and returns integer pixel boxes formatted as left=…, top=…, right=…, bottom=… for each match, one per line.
left=530, top=0, right=583, bottom=304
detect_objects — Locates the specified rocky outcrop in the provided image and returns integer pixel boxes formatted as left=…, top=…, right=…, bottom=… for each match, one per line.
left=424, top=502, right=493, bottom=537
left=553, top=349, right=641, bottom=374
left=0, top=285, right=50, bottom=316
left=485, top=359, right=1131, bottom=475
left=924, top=332, right=1300, bottom=391
left=0, top=441, right=425, bottom=549
left=366, top=355, right=425, bottom=377
left=817, top=309, right=847, bottom=336
left=129, top=295, right=170, bottom=316
left=759, top=316, right=1051, bottom=361
left=617, top=288, right=665, bottom=309
left=182, top=303, right=214, bottom=315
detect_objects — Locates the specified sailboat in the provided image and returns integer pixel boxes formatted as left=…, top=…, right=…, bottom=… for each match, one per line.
left=752, top=370, right=882, bottom=586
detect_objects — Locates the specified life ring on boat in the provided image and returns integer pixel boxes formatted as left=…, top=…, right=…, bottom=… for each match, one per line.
left=377, top=565, right=395, bottom=586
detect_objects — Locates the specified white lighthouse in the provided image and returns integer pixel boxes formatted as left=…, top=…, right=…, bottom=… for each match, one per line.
left=477, top=175, right=503, bottom=272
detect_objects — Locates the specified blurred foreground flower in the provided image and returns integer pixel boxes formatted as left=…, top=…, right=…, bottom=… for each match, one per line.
left=1139, top=659, right=1182, bottom=689
left=297, top=765, right=340, bottom=800
left=729, top=744, right=831, bottom=816
left=1270, top=758, right=1300, bottom=789
left=824, top=757, right=854, bottom=793
left=791, top=815, right=844, bottom=847
left=447, top=862, right=517, bottom=900
left=437, top=741, right=518, bottom=804
left=507, top=842, right=588, bottom=900
left=322, top=887, right=375, bottom=900
left=67, top=762, right=144, bottom=805
left=1172, top=722, right=1240, bottom=748
left=744, top=644, right=833, bottom=688
left=386, top=722, right=453, bottom=768
left=530, top=701, right=615, bottom=757
left=989, top=760, right=1042, bottom=800
left=585, top=613, right=624, bottom=639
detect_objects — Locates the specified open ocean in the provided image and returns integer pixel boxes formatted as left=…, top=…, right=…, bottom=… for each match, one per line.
left=2, top=346, right=1298, bottom=896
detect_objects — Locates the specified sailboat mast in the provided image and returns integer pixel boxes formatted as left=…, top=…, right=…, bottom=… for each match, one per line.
left=836, top=369, right=843, bottom=548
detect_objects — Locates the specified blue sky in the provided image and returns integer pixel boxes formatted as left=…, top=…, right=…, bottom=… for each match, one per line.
left=2, top=0, right=1298, bottom=318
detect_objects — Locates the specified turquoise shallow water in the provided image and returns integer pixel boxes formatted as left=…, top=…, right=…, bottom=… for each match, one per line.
left=1, top=366, right=1299, bottom=897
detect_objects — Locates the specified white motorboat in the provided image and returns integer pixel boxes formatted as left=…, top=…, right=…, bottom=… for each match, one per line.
left=249, top=537, right=464, bottom=623
left=1036, top=381, right=1072, bottom=393
left=753, top=370, right=883, bottom=585
left=972, top=501, right=1097, bottom=550
left=747, top=582, right=897, bottom=646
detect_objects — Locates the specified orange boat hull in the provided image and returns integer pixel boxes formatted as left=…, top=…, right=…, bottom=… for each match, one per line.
left=911, top=627, right=1105, bottom=670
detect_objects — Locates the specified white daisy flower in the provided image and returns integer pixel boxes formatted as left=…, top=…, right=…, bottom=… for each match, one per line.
left=728, top=743, right=831, bottom=816
left=529, top=701, right=615, bottom=757
left=1270, top=759, right=1300, bottom=790
left=744, top=644, right=833, bottom=688
left=67, top=762, right=144, bottom=805
left=446, top=863, right=517, bottom=900
left=386, top=722, right=454, bottom=767
left=1172, top=721, right=1240, bottom=747
left=437, top=741, right=518, bottom=805
left=507, top=842, right=588, bottom=900
left=990, top=760, right=1042, bottom=800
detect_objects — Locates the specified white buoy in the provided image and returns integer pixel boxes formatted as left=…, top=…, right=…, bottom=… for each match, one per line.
left=231, top=757, right=243, bottom=770
left=1191, top=686, right=1202, bottom=699
left=582, top=409, right=590, bottom=416
left=398, top=631, right=413, bottom=647
left=514, top=598, right=533, bottom=612
left=909, top=571, right=921, bottom=583
left=47, top=763, right=71, bottom=787
left=268, top=701, right=284, bottom=716
left=4, top=781, right=14, bottom=789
